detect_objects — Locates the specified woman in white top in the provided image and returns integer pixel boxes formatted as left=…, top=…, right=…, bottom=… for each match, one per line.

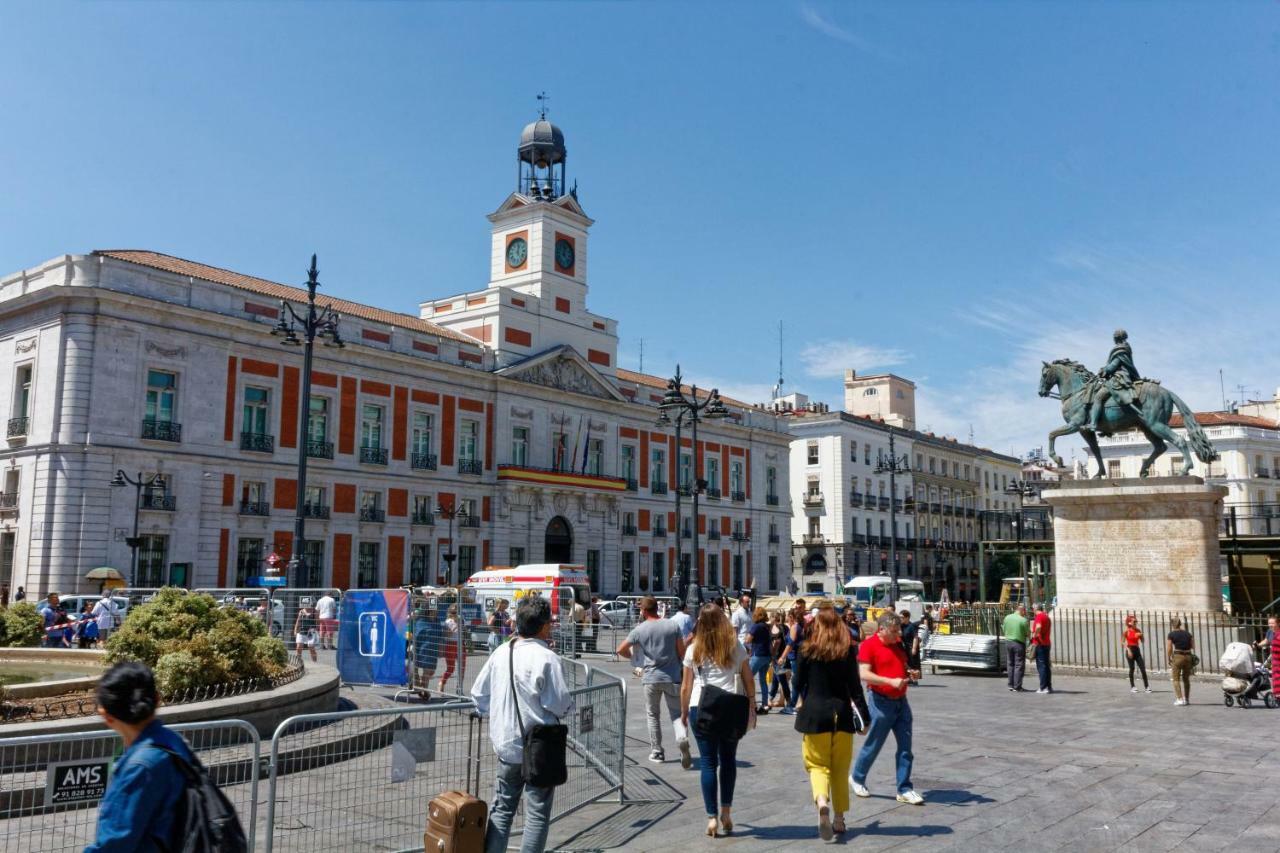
left=679, top=604, right=754, bottom=838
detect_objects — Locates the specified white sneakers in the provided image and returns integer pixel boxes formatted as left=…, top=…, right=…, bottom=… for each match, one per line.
left=1131, top=687, right=1139, bottom=693
left=852, top=782, right=871, bottom=798
left=1174, top=698, right=1188, bottom=706
left=896, top=790, right=925, bottom=805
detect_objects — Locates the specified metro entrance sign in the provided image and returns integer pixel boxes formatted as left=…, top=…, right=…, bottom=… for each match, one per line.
left=266, top=552, right=283, bottom=570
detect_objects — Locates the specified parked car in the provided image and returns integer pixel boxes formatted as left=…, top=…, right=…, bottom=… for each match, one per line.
left=232, top=596, right=285, bottom=637
left=56, top=595, right=130, bottom=626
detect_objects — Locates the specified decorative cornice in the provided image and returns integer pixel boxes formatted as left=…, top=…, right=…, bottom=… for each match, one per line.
left=510, top=407, right=534, bottom=420
left=13, top=338, right=36, bottom=353
left=145, top=340, right=187, bottom=359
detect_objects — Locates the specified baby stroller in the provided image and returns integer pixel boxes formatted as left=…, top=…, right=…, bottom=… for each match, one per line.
left=1219, top=641, right=1275, bottom=708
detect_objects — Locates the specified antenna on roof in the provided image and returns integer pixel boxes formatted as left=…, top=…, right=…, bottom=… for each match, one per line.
left=638, top=338, right=644, bottom=374
left=771, top=321, right=784, bottom=400
left=968, top=424, right=974, bottom=445
left=1219, top=369, right=1227, bottom=412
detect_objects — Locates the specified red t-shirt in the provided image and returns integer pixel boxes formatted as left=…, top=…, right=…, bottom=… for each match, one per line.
left=1124, top=627, right=1142, bottom=647
left=858, top=632, right=908, bottom=698
left=1031, top=612, right=1051, bottom=646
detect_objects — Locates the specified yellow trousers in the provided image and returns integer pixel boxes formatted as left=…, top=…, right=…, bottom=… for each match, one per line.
left=802, top=730, right=854, bottom=813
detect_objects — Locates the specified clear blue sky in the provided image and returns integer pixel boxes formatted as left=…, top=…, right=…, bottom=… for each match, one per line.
left=3, top=1, right=1278, bottom=460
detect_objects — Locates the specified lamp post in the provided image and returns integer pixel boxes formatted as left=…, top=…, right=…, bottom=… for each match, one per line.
left=1005, top=479, right=1040, bottom=607
left=436, top=501, right=468, bottom=585
left=874, top=427, right=911, bottom=606
left=109, top=470, right=166, bottom=588
left=272, top=256, right=344, bottom=586
left=656, top=365, right=729, bottom=611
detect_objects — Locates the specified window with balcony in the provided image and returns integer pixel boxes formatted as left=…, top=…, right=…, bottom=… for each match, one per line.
left=621, top=551, right=634, bottom=592
left=235, top=537, right=263, bottom=586
left=651, top=449, right=667, bottom=493
left=360, top=404, right=387, bottom=464
left=621, top=445, right=637, bottom=489
left=410, top=544, right=431, bottom=586
left=141, top=477, right=175, bottom=511
left=706, top=457, right=720, bottom=495
left=807, top=442, right=819, bottom=465
left=511, top=426, right=529, bottom=467
left=299, top=541, right=324, bottom=587
left=586, top=438, right=603, bottom=476
left=458, top=545, right=477, bottom=578
left=0, top=468, right=19, bottom=513
left=239, top=481, right=270, bottom=516
left=241, top=387, right=273, bottom=452
left=460, top=498, right=480, bottom=526
left=412, top=412, right=436, bottom=469
left=766, top=466, right=778, bottom=505
left=359, top=490, right=384, bottom=522
left=357, top=541, right=380, bottom=588
left=142, top=370, right=180, bottom=441
left=679, top=452, right=693, bottom=493
left=9, top=364, right=32, bottom=438
left=622, top=511, right=637, bottom=536
left=412, top=495, right=434, bottom=524
left=304, top=485, right=328, bottom=519
left=307, top=397, right=333, bottom=458
left=730, top=461, right=744, bottom=500
left=457, top=420, right=480, bottom=473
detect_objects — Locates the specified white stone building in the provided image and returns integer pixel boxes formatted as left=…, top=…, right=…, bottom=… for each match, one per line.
left=0, top=117, right=792, bottom=598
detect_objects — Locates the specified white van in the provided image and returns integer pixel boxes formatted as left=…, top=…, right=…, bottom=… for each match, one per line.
left=465, top=564, right=592, bottom=617
left=842, top=575, right=926, bottom=610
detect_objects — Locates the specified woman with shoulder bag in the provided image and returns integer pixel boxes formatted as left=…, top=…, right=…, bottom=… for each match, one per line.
left=680, top=604, right=754, bottom=838
left=794, top=604, right=870, bottom=840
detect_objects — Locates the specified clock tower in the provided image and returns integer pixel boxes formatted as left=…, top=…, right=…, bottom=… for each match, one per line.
left=420, top=112, right=618, bottom=375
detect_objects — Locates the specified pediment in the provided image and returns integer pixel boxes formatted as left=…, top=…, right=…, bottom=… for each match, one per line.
left=497, top=346, right=625, bottom=402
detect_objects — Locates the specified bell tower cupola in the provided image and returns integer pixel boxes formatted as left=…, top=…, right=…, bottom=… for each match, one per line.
left=518, top=92, right=567, bottom=200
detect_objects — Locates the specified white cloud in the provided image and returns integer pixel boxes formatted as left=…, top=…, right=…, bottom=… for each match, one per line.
left=798, top=3, right=892, bottom=59
left=799, top=340, right=908, bottom=379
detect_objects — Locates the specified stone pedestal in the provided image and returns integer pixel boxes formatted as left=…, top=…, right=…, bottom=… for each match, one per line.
left=1043, top=477, right=1227, bottom=612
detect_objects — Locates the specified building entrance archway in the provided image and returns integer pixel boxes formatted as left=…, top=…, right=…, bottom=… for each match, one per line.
left=544, top=516, right=573, bottom=564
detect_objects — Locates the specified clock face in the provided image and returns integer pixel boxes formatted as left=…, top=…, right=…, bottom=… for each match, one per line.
left=506, top=237, right=528, bottom=268
left=555, top=238, right=575, bottom=271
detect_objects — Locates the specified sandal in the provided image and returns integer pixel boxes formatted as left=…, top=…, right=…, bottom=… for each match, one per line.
left=705, top=817, right=718, bottom=838
left=818, top=806, right=833, bottom=841
left=832, top=819, right=847, bottom=834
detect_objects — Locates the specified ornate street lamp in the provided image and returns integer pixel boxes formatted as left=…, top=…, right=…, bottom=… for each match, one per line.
left=874, top=427, right=911, bottom=605
left=110, top=469, right=166, bottom=587
left=273, top=255, right=344, bottom=586
left=436, top=501, right=469, bottom=585
left=1005, top=479, right=1041, bottom=607
left=656, top=365, right=729, bottom=610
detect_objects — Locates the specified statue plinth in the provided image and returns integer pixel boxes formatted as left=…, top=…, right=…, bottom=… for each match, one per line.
left=1043, top=477, right=1227, bottom=612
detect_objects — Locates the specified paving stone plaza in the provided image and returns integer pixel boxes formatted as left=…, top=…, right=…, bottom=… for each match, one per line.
left=528, top=656, right=1279, bottom=852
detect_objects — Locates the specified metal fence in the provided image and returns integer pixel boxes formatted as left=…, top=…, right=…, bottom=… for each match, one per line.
left=269, top=588, right=342, bottom=653
left=0, top=719, right=261, bottom=853
left=195, top=587, right=279, bottom=637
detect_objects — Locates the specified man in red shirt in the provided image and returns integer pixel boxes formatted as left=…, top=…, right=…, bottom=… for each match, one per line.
left=851, top=611, right=923, bottom=805
left=1031, top=604, right=1053, bottom=694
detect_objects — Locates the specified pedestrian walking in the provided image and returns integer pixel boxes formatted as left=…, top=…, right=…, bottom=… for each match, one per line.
left=293, top=598, right=319, bottom=662
left=1124, top=614, right=1151, bottom=693
left=1166, top=617, right=1195, bottom=706
left=680, top=604, right=754, bottom=838
left=1271, top=624, right=1280, bottom=698
left=843, top=607, right=861, bottom=642
left=794, top=605, right=869, bottom=840
left=315, top=591, right=338, bottom=649
left=1030, top=603, right=1052, bottom=694
left=1002, top=604, right=1030, bottom=692
left=747, top=607, right=773, bottom=714
left=92, top=595, right=121, bottom=646
left=617, top=596, right=691, bottom=768
left=900, top=610, right=921, bottom=684
left=470, top=595, right=575, bottom=853
left=439, top=605, right=463, bottom=693
left=730, top=593, right=753, bottom=648
left=77, top=602, right=100, bottom=649
left=767, top=611, right=792, bottom=710
left=671, top=600, right=695, bottom=641
left=1256, top=615, right=1276, bottom=657
left=487, top=598, right=513, bottom=652
left=851, top=610, right=923, bottom=805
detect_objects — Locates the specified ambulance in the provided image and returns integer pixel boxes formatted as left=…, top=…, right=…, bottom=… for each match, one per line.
left=464, top=564, right=592, bottom=618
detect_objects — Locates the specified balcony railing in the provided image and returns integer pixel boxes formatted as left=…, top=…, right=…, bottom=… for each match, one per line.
left=852, top=534, right=867, bottom=545
left=141, top=493, right=176, bottom=511
left=458, top=458, right=483, bottom=475
left=0, top=492, right=17, bottom=513
left=677, top=484, right=693, bottom=498
left=651, top=482, right=669, bottom=496
left=359, top=506, right=385, bottom=523
left=360, top=446, right=388, bottom=465
left=766, top=494, right=779, bottom=506
left=622, top=524, right=638, bottom=536
left=625, top=478, right=638, bottom=492
left=731, top=532, right=749, bottom=542
left=411, top=452, right=438, bottom=471
left=681, top=528, right=692, bottom=539
left=705, top=487, right=722, bottom=500
left=878, top=497, right=891, bottom=511
left=768, top=532, right=780, bottom=544
left=707, top=529, right=721, bottom=541
left=731, top=490, right=746, bottom=502
left=653, top=527, right=668, bottom=538
left=802, top=533, right=825, bottom=545
left=307, top=439, right=334, bottom=460
left=7, top=416, right=28, bottom=438
left=803, top=493, right=824, bottom=507
left=930, top=502, right=942, bottom=514
left=1256, top=468, right=1272, bottom=479
left=459, top=515, right=481, bottom=528
left=141, top=419, right=181, bottom=442
left=302, top=503, right=330, bottom=519
left=412, top=511, right=435, bottom=525
left=850, top=492, right=864, bottom=506
left=904, top=499, right=916, bottom=512
left=238, top=500, right=270, bottom=516
left=240, top=432, right=274, bottom=453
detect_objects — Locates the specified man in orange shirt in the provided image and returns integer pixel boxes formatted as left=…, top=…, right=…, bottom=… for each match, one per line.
left=851, top=611, right=924, bottom=805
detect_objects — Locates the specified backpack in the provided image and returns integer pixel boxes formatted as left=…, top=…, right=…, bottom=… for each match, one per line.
left=153, top=746, right=248, bottom=853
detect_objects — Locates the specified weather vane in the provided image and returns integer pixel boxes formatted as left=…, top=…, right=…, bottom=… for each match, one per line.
left=536, top=90, right=550, bottom=119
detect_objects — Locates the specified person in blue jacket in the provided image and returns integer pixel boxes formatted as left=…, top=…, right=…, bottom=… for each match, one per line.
left=85, top=661, right=195, bottom=852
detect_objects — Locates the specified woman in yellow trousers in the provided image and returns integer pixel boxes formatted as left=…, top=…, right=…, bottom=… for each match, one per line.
left=793, top=605, right=869, bottom=840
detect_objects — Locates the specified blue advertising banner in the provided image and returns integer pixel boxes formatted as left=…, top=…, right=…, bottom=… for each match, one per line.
left=337, top=589, right=409, bottom=686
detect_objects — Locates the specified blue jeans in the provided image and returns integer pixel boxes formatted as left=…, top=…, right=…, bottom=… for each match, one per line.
left=687, top=706, right=739, bottom=816
left=788, top=655, right=800, bottom=708
left=1035, top=644, right=1052, bottom=691
left=852, top=691, right=914, bottom=794
left=749, top=655, right=770, bottom=706
left=485, top=759, right=554, bottom=853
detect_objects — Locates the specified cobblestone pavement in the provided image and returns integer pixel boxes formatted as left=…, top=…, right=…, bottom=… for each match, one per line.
left=540, top=656, right=1280, bottom=852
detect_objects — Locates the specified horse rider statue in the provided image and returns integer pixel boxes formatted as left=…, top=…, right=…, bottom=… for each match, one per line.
left=1088, top=328, right=1144, bottom=435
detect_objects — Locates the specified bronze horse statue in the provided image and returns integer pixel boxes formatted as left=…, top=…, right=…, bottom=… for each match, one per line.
left=1038, top=359, right=1217, bottom=478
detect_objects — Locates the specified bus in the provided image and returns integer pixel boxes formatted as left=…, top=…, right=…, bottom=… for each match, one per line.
left=842, top=575, right=926, bottom=608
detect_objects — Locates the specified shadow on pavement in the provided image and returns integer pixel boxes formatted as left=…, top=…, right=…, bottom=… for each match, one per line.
left=856, top=819, right=955, bottom=838
left=921, top=788, right=995, bottom=806
left=551, top=801, right=682, bottom=851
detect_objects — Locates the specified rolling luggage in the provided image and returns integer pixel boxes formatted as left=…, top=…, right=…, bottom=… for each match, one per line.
left=424, top=790, right=487, bottom=853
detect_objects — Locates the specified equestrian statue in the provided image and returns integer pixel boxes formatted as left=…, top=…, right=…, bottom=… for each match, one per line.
left=1038, top=329, right=1218, bottom=478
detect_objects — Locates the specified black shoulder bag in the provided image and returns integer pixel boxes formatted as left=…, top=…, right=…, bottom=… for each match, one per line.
left=508, top=639, right=569, bottom=787
left=693, top=661, right=751, bottom=742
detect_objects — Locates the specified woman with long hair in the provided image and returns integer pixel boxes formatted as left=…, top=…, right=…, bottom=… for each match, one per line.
left=1124, top=614, right=1150, bottom=693
left=794, top=604, right=869, bottom=840
left=747, top=606, right=773, bottom=714
left=680, top=604, right=754, bottom=838
left=767, top=611, right=792, bottom=711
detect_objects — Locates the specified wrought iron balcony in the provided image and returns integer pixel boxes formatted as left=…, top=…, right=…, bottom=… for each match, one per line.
left=240, top=432, right=274, bottom=453
left=459, top=515, right=481, bottom=528
left=852, top=534, right=867, bottom=545
left=306, top=439, right=334, bottom=459
left=141, top=419, right=181, bottom=442
left=851, top=492, right=864, bottom=506
left=622, top=524, right=638, bottom=536
left=731, top=490, right=746, bottom=502
left=766, top=494, right=779, bottom=506
left=707, top=529, right=721, bottom=541
left=930, top=502, right=942, bottom=514
left=302, top=503, right=330, bottom=519
left=802, top=533, right=825, bottom=545
left=0, top=492, right=17, bottom=513
left=625, top=478, right=638, bottom=492
left=653, top=527, right=668, bottom=538
left=411, top=452, right=438, bottom=471
left=651, top=481, right=669, bottom=496
left=878, top=497, right=891, bottom=511
left=238, top=500, right=270, bottom=516
left=803, top=493, right=824, bottom=507
left=141, top=493, right=176, bottom=511
left=677, top=484, right=693, bottom=498
left=458, top=458, right=483, bottom=475
left=412, top=511, right=435, bottom=525
left=360, top=446, right=389, bottom=465
left=767, top=532, right=781, bottom=544
left=904, top=498, right=916, bottom=512
left=705, top=487, right=722, bottom=500
left=1256, top=467, right=1272, bottom=479
left=359, top=506, right=385, bottom=523
left=681, top=528, right=692, bottom=539
left=7, top=416, right=28, bottom=438
left=731, top=532, right=749, bottom=542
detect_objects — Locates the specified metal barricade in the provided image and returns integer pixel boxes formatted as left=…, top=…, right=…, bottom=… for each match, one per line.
left=269, top=588, right=341, bottom=652
left=195, top=587, right=276, bottom=636
left=0, top=719, right=260, bottom=853
left=408, top=591, right=468, bottom=698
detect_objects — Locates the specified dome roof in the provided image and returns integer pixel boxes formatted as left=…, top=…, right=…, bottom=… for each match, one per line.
left=519, top=118, right=566, bottom=166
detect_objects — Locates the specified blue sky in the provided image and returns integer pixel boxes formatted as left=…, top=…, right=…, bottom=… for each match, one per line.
left=2, top=1, right=1278, bottom=460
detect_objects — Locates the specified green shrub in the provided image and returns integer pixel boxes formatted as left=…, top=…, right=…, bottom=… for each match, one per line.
left=105, top=588, right=286, bottom=694
left=2, top=602, right=45, bottom=647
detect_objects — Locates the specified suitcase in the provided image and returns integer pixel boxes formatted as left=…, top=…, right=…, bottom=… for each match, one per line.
left=424, top=790, right=487, bottom=853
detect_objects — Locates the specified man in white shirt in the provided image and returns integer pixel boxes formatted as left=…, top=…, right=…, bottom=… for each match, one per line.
left=315, top=592, right=337, bottom=650
left=729, top=593, right=753, bottom=648
left=471, top=595, right=575, bottom=853
left=91, top=597, right=120, bottom=645
left=670, top=600, right=694, bottom=641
